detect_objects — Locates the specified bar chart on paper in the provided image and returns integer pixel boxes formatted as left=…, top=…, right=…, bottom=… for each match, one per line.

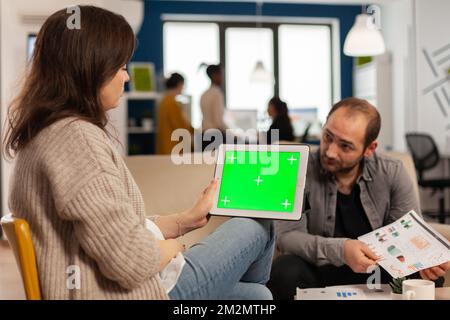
left=358, top=211, right=450, bottom=278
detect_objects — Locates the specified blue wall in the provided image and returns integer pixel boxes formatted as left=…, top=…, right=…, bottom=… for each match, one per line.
left=134, top=0, right=361, bottom=99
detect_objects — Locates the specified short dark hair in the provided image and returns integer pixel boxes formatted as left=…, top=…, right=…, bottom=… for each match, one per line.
left=206, top=64, right=222, bottom=80
left=165, top=73, right=184, bottom=89
left=269, top=96, right=289, bottom=117
left=327, top=97, right=381, bottom=148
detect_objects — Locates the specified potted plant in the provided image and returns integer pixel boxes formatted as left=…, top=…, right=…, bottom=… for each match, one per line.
left=389, top=277, right=406, bottom=300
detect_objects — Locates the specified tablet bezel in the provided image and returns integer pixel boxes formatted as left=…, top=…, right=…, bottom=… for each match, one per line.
left=210, top=144, right=310, bottom=221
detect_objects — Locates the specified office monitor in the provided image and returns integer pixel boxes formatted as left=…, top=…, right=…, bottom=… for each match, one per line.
left=224, top=109, right=258, bottom=131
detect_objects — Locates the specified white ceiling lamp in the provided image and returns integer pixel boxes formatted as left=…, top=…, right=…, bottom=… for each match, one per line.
left=250, top=0, right=273, bottom=83
left=250, top=61, right=272, bottom=82
left=344, top=8, right=386, bottom=57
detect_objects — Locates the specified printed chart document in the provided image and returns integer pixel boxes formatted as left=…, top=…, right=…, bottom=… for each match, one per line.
left=358, top=211, right=450, bottom=278
left=295, top=284, right=393, bottom=300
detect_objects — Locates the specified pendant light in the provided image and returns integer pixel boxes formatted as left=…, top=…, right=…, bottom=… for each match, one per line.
left=343, top=8, right=386, bottom=57
left=250, top=61, right=272, bottom=82
left=250, top=0, right=273, bottom=83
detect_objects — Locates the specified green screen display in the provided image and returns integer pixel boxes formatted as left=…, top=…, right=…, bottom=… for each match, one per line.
left=217, top=151, right=301, bottom=213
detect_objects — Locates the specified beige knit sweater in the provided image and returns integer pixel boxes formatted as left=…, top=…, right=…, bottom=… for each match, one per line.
left=9, top=118, right=169, bottom=300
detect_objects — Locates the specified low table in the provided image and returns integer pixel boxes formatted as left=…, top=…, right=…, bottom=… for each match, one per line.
left=436, top=287, right=450, bottom=300
left=295, top=284, right=450, bottom=300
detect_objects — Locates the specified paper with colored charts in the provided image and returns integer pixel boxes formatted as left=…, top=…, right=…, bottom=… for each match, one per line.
left=358, top=211, right=450, bottom=278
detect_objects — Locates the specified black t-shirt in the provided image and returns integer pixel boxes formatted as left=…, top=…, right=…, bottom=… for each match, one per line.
left=334, top=184, right=373, bottom=239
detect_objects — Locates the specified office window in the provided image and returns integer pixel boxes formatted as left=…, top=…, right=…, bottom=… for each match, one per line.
left=163, top=22, right=220, bottom=128
left=164, top=20, right=338, bottom=131
left=279, top=25, right=332, bottom=123
left=225, top=27, right=274, bottom=115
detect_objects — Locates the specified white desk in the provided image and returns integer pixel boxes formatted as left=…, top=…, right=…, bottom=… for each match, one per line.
left=295, top=284, right=450, bottom=300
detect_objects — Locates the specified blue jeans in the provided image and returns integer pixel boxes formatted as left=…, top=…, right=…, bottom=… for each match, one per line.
left=169, top=218, right=275, bottom=300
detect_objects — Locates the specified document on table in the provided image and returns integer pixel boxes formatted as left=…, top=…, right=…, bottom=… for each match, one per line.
left=295, top=287, right=367, bottom=300
left=295, top=285, right=393, bottom=300
left=358, top=210, right=450, bottom=278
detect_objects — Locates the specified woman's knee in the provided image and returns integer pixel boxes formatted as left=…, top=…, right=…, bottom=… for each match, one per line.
left=253, top=284, right=273, bottom=300
left=227, top=283, right=273, bottom=300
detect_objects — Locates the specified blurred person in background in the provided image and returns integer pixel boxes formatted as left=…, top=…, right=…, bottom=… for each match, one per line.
left=157, top=73, right=194, bottom=155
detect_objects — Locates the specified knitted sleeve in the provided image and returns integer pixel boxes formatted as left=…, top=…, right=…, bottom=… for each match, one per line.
left=60, top=171, right=161, bottom=290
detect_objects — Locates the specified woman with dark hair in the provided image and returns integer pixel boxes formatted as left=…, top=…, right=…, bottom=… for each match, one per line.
left=267, top=97, right=295, bottom=144
left=156, top=73, right=194, bottom=155
left=3, top=6, right=274, bottom=300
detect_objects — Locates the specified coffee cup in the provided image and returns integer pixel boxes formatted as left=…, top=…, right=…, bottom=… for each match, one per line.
left=402, top=279, right=435, bottom=300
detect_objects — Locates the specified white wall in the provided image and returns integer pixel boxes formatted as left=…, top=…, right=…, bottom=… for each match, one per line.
left=380, top=0, right=450, bottom=153
left=380, top=0, right=450, bottom=213
left=0, top=0, right=143, bottom=216
left=353, top=52, right=393, bottom=151
left=415, top=0, right=450, bottom=155
left=379, top=0, right=416, bottom=153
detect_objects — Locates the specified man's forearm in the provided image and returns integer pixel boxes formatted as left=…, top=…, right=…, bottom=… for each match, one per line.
left=278, top=230, right=349, bottom=267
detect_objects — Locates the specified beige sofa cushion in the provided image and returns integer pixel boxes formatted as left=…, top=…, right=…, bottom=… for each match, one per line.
left=125, top=154, right=215, bottom=214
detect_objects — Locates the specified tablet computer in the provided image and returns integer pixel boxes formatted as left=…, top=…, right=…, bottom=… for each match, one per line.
left=211, top=144, right=310, bottom=221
